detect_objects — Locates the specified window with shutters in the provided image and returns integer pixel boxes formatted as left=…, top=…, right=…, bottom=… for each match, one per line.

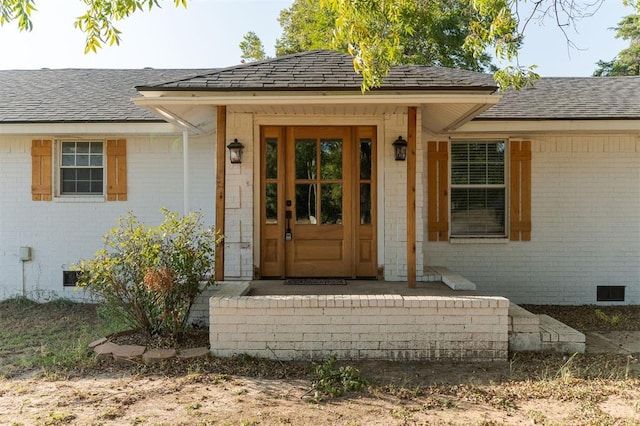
left=32, top=139, right=127, bottom=202
left=450, top=140, right=506, bottom=237
left=59, top=141, right=104, bottom=195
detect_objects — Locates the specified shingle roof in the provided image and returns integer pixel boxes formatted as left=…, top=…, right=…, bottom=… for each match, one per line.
left=478, top=76, right=640, bottom=120
left=135, top=50, right=498, bottom=92
left=0, top=68, right=211, bottom=123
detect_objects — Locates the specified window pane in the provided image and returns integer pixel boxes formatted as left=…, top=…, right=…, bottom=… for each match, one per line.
left=90, top=154, right=102, bottom=166
left=90, top=143, right=103, bottom=154
left=265, top=138, right=278, bottom=179
left=451, top=188, right=505, bottom=236
left=469, top=164, right=486, bottom=184
left=76, top=169, right=90, bottom=180
left=295, top=139, right=316, bottom=180
left=320, top=139, right=342, bottom=180
left=62, top=154, right=75, bottom=166
left=320, top=184, right=342, bottom=224
left=76, top=181, right=90, bottom=193
left=451, top=163, right=468, bottom=185
left=360, top=139, right=372, bottom=180
left=90, top=168, right=102, bottom=180
left=62, top=181, right=75, bottom=193
left=265, top=183, right=278, bottom=223
left=488, top=163, right=504, bottom=184
left=295, top=183, right=317, bottom=224
left=451, top=144, right=467, bottom=163
left=62, top=143, right=75, bottom=154
left=76, top=142, right=90, bottom=153
left=76, top=155, right=89, bottom=166
left=360, top=183, right=372, bottom=224
left=90, top=180, right=103, bottom=193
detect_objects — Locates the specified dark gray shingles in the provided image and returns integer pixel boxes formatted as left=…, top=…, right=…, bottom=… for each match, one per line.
left=0, top=69, right=212, bottom=123
left=136, top=50, right=498, bottom=91
left=477, top=76, right=640, bottom=120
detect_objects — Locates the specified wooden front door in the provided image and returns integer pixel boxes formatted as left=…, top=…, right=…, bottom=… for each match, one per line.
left=260, top=126, right=377, bottom=278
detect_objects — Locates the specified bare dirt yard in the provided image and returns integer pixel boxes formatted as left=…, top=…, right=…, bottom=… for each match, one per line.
left=0, top=299, right=638, bottom=425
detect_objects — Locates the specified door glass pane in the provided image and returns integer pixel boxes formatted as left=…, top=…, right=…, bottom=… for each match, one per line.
left=295, top=139, right=316, bottom=180
left=265, top=183, right=278, bottom=223
left=360, top=183, right=372, bottom=224
left=320, top=139, right=342, bottom=180
left=321, top=184, right=342, bottom=224
left=295, top=183, right=317, bottom=224
left=265, top=138, right=278, bottom=179
left=360, top=139, right=372, bottom=179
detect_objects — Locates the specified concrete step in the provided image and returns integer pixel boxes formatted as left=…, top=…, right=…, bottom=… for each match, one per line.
left=424, top=266, right=477, bottom=290
left=508, top=304, right=585, bottom=354
left=539, top=314, right=586, bottom=353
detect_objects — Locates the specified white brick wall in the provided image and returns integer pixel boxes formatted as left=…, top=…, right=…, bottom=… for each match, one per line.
left=223, top=112, right=254, bottom=279
left=210, top=295, right=509, bottom=361
left=423, top=135, right=640, bottom=305
left=0, top=133, right=216, bottom=300
left=382, top=111, right=425, bottom=281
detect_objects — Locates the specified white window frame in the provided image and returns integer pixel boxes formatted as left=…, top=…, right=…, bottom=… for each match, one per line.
left=54, top=139, right=106, bottom=202
left=449, top=139, right=508, bottom=239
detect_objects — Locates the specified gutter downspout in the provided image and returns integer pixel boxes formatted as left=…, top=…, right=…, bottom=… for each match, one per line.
left=183, top=130, right=189, bottom=215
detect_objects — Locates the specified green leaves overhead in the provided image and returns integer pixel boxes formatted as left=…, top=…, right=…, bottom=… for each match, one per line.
left=0, top=0, right=37, bottom=31
left=74, top=0, right=187, bottom=54
left=0, top=0, right=187, bottom=54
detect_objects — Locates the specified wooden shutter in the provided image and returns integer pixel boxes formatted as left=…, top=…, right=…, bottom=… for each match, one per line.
left=510, top=140, right=532, bottom=241
left=427, top=141, right=449, bottom=241
left=31, top=140, right=52, bottom=201
left=106, top=139, right=127, bottom=201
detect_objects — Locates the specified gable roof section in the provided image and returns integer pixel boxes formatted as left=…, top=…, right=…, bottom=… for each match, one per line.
left=135, top=50, right=498, bottom=92
left=0, top=68, right=211, bottom=123
left=478, top=76, right=640, bottom=120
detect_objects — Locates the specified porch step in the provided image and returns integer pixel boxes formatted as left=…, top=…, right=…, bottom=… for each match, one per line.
left=424, top=266, right=476, bottom=290
left=539, top=314, right=586, bottom=353
left=508, top=304, right=585, bottom=354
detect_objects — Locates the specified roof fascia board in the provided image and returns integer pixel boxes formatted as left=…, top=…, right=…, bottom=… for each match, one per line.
left=133, top=93, right=500, bottom=107
left=458, top=119, right=640, bottom=133
left=0, top=122, right=180, bottom=135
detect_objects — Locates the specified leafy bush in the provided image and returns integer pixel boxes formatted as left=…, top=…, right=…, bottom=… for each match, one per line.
left=310, top=355, right=366, bottom=400
left=75, top=209, right=223, bottom=337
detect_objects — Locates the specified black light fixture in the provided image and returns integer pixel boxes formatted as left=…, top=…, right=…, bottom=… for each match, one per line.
left=227, top=138, right=244, bottom=164
left=392, top=136, right=407, bottom=161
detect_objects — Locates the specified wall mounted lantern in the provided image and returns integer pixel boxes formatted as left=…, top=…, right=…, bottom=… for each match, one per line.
left=392, top=136, right=407, bottom=161
left=227, top=139, right=244, bottom=164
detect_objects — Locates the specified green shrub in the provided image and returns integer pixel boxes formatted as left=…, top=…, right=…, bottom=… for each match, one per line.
left=310, top=355, right=366, bottom=400
left=74, top=209, right=223, bottom=337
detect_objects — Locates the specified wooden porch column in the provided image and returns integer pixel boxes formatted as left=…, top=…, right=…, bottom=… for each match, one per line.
left=407, top=106, right=417, bottom=287
left=215, top=106, right=227, bottom=281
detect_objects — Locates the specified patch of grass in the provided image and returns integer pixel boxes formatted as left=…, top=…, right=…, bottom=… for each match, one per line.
left=0, top=297, right=112, bottom=378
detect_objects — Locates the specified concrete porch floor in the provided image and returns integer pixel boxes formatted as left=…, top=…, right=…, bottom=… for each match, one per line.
left=248, top=279, right=479, bottom=297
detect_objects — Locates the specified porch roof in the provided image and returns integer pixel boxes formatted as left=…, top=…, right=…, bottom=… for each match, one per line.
left=135, top=50, right=498, bottom=92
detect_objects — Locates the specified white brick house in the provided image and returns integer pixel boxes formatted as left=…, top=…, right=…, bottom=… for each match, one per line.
left=1, top=51, right=638, bottom=305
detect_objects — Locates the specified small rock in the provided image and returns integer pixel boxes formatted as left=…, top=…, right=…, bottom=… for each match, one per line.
left=177, top=347, right=210, bottom=359
left=142, top=348, right=177, bottom=364
left=93, top=342, right=120, bottom=356
left=88, top=337, right=107, bottom=349
left=112, top=344, right=146, bottom=361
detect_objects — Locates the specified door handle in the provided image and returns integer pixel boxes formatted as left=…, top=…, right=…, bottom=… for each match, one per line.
left=285, top=210, right=293, bottom=240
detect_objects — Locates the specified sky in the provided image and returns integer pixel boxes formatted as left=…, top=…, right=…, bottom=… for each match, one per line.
left=0, top=0, right=634, bottom=77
